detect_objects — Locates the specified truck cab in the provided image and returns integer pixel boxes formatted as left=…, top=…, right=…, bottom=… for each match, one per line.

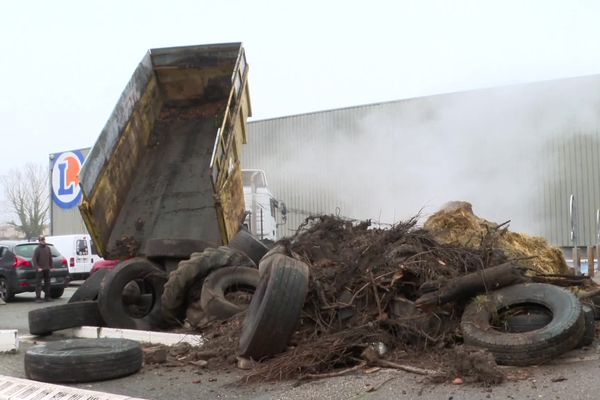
left=242, top=169, right=284, bottom=241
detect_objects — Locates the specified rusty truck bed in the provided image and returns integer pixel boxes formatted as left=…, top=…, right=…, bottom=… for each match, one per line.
left=79, top=43, right=252, bottom=259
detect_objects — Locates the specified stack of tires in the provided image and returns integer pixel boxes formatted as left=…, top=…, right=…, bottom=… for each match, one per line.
left=461, top=283, right=596, bottom=366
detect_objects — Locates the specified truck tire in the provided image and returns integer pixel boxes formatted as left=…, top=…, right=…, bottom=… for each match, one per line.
left=498, top=304, right=553, bottom=333
left=461, top=283, right=585, bottom=366
left=239, top=254, right=309, bottom=360
left=69, top=268, right=111, bottom=303
left=161, top=247, right=255, bottom=323
left=29, top=301, right=103, bottom=336
left=228, top=229, right=269, bottom=266
left=200, top=267, right=259, bottom=320
left=578, top=305, right=595, bottom=347
left=97, top=258, right=167, bottom=330
left=25, top=338, right=142, bottom=383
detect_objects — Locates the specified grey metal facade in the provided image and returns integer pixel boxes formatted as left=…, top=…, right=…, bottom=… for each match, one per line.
left=243, top=75, right=600, bottom=247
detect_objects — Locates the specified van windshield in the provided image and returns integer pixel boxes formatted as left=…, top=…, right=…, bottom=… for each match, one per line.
left=15, top=244, right=61, bottom=258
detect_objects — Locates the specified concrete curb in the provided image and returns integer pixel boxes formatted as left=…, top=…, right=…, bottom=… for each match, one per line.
left=0, top=331, right=18, bottom=353
left=0, top=375, right=147, bottom=400
left=21, top=326, right=204, bottom=347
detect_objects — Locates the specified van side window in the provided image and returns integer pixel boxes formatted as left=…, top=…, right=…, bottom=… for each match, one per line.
left=76, top=239, right=89, bottom=255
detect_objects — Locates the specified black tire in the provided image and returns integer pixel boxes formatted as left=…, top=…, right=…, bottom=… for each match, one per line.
left=498, top=304, right=553, bottom=333
left=578, top=305, right=595, bottom=347
left=97, top=258, right=167, bottom=330
left=49, top=287, right=65, bottom=299
left=161, top=247, right=255, bottom=323
left=69, top=268, right=111, bottom=303
left=200, top=266, right=260, bottom=320
left=239, top=254, right=309, bottom=360
left=28, top=301, right=103, bottom=336
left=589, top=295, right=600, bottom=320
left=228, top=229, right=269, bottom=266
left=0, top=276, right=14, bottom=302
left=25, top=338, right=142, bottom=383
left=461, top=283, right=585, bottom=366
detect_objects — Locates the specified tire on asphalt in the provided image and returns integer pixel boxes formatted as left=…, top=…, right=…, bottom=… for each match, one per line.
left=69, top=268, right=111, bottom=303
left=161, top=247, right=255, bottom=324
left=97, top=258, right=167, bottom=330
left=25, top=338, right=142, bottom=383
left=239, top=254, right=309, bottom=360
left=200, top=266, right=260, bottom=320
left=28, top=301, right=103, bottom=336
left=461, top=283, right=585, bottom=366
left=228, top=229, right=269, bottom=266
left=578, top=305, right=595, bottom=347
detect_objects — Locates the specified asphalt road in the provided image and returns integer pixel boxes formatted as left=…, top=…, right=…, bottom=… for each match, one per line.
left=2, top=286, right=600, bottom=399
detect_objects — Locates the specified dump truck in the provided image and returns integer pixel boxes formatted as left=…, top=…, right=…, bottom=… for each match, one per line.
left=78, top=43, right=252, bottom=270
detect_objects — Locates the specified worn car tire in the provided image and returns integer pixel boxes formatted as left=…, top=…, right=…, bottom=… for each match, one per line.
left=500, top=304, right=553, bottom=333
left=228, top=229, right=269, bottom=266
left=28, top=301, right=103, bottom=336
left=69, top=268, right=111, bottom=303
left=25, top=338, right=142, bottom=383
left=98, top=258, right=167, bottom=330
left=239, top=254, right=309, bottom=360
left=200, top=266, right=260, bottom=320
left=461, top=283, right=585, bottom=366
left=161, top=247, right=255, bottom=323
left=578, top=305, right=595, bottom=347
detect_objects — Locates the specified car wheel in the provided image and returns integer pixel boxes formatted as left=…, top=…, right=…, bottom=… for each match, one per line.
left=25, top=338, right=142, bottom=383
left=461, top=283, right=585, bottom=366
left=0, top=276, right=14, bottom=302
left=49, top=287, right=64, bottom=299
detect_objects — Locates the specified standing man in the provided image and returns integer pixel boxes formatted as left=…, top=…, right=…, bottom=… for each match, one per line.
left=33, top=235, right=53, bottom=302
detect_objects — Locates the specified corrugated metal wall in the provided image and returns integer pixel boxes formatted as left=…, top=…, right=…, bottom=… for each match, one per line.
left=243, top=75, right=600, bottom=247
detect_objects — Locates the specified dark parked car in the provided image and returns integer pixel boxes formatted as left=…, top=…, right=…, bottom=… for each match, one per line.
left=0, top=241, right=70, bottom=301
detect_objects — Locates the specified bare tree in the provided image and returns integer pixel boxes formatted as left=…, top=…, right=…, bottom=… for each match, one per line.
left=2, top=163, right=49, bottom=239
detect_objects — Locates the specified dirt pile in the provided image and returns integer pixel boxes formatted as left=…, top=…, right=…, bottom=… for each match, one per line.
left=424, top=201, right=568, bottom=275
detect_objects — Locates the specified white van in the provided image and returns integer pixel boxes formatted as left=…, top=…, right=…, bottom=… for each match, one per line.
left=45, top=234, right=102, bottom=280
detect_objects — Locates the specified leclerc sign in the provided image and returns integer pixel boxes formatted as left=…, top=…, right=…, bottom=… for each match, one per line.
left=51, top=150, right=86, bottom=209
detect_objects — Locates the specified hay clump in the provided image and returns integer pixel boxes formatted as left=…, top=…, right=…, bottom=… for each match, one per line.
left=424, top=201, right=568, bottom=274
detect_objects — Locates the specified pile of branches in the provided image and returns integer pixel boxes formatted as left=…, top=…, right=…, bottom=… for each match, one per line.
left=246, top=215, right=513, bottom=380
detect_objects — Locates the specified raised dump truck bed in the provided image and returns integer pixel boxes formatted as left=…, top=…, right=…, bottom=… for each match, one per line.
left=79, top=43, right=252, bottom=260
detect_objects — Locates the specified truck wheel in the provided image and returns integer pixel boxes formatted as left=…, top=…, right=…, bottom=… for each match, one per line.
left=25, top=338, right=142, bottom=383
left=69, top=268, right=111, bottom=303
left=200, top=267, right=259, bottom=320
left=28, top=301, right=103, bottom=336
left=228, top=229, right=269, bottom=266
left=0, top=277, right=14, bottom=302
left=461, top=283, right=585, bottom=366
left=161, top=247, right=255, bottom=323
left=239, top=254, right=309, bottom=360
left=98, top=258, right=167, bottom=330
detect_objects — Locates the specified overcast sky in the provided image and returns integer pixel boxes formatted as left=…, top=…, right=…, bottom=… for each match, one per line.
left=2, top=0, right=600, bottom=222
